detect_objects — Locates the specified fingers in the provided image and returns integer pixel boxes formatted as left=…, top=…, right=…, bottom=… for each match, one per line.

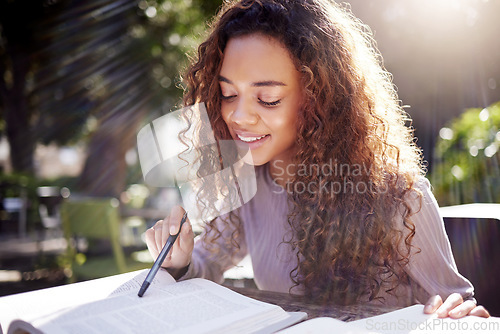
left=424, top=295, right=443, bottom=314
left=469, top=305, right=490, bottom=318
left=168, top=206, right=186, bottom=235
left=150, top=206, right=185, bottom=250
left=448, top=300, right=476, bottom=319
left=436, top=293, right=463, bottom=318
left=145, top=219, right=168, bottom=259
left=160, top=216, right=170, bottom=252
left=145, top=227, right=159, bottom=258
left=144, top=205, right=194, bottom=270
left=424, top=294, right=491, bottom=319
left=178, top=218, right=195, bottom=255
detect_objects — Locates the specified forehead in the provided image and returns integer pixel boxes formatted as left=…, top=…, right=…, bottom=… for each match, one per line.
left=220, top=33, right=299, bottom=83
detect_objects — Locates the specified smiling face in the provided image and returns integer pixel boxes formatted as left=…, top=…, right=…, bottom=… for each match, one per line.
left=219, top=33, right=303, bottom=173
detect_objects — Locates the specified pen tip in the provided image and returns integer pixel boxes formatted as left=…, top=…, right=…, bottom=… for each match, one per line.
left=138, top=284, right=148, bottom=297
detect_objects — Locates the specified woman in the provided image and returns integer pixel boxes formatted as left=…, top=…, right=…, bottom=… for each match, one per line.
left=146, top=0, right=489, bottom=318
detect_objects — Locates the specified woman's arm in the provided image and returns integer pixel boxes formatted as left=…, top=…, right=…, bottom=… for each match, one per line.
left=401, top=178, right=489, bottom=318
left=178, top=213, right=248, bottom=284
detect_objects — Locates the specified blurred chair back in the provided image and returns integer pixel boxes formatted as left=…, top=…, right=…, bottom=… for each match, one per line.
left=60, top=197, right=150, bottom=281
left=37, top=186, right=63, bottom=231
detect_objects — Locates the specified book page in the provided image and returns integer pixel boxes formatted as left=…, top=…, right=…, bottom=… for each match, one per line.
left=34, top=279, right=291, bottom=334
left=1, top=269, right=301, bottom=334
left=0, top=269, right=174, bottom=333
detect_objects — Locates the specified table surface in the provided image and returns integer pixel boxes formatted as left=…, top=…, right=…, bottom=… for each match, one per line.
left=229, top=286, right=399, bottom=321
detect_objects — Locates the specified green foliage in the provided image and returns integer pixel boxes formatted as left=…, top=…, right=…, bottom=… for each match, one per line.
left=0, top=172, right=37, bottom=198
left=430, top=101, right=500, bottom=205
left=0, top=0, right=221, bottom=174
left=0, top=172, right=40, bottom=228
left=134, top=0, right=221, bottom=114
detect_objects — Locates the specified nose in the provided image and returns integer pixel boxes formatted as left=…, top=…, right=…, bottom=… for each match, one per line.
left=229, top=97, right=259, bottom=126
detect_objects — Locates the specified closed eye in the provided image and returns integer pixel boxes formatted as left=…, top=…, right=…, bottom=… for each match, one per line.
left=259, top=99, right=281, bottom=107
left=221, top=94, right=236, bottom=100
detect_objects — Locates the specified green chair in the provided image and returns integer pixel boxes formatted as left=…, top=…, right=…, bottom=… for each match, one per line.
left=60, top=197, right=152, bottom=281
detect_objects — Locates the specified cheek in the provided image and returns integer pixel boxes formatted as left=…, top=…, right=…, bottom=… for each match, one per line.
left=262, top=113, right=297, bottom=144
left=280, top=109, right=299, bottom=142
left=220, top=105, right=231, bottom=126
left=219, top=106, right=235, bottom=139
left=273, top=108, right=299, bottom=134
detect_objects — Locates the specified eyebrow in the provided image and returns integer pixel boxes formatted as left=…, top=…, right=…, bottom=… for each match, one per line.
left=219, top=75, right=287, bottom=87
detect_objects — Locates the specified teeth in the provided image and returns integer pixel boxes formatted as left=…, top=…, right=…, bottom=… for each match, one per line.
left=237, top=134, right=267, bottom=142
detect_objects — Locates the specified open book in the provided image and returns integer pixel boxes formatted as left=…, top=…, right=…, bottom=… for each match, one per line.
left=279, top=304, right=500, bottom=334
left=0, top=269, right=306, bottom=334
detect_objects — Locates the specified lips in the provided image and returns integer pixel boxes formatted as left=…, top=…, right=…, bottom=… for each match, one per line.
left=233, top=131, right=270, bottom=149
left=236, top=133, right=268, bottom=143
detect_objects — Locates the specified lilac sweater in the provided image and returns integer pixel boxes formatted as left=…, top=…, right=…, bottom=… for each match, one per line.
left=181, top=164, right=474, bottom=307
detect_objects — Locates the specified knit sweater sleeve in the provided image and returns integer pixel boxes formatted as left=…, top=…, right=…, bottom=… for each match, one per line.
left=178, top=214, right=248, bottom=284
left=402, top=177, right=475, bottom=304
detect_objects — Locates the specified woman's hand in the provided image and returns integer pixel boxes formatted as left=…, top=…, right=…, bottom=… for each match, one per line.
left=424, top=294, right=490, bottom=318
left=145, top=205, right=194, bottom=278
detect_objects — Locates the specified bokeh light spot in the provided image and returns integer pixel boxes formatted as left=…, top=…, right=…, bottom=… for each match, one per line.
left=451, top=165, right=464, bottom=180
left=145, top=6, right=157, bottom=18
left=439, top=127, right=454, bottom=140
left=479, top=108, right=489, bottom=121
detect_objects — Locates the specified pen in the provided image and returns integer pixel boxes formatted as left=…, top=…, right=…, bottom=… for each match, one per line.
left=138, top=211, right=188, bottom=297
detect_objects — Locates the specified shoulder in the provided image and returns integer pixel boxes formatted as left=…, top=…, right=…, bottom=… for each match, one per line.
left=391, top=175, right=443, bottom=231
left=396, top=176, right=450, bottom=247
left=405, top=176, right=438, bottom=217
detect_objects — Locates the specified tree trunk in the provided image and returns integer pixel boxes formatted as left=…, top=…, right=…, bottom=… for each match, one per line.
left=77, top=106, right=146, bottom=198
left=77, top=129, right=127, bottom=198
left=0, top=47, right=35, bottom=175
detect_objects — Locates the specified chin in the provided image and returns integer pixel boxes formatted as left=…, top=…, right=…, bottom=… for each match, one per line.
left=240, top=152, right=267, bottom=166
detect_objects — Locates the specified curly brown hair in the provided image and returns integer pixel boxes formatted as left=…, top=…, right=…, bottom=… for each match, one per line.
left=183, top=0, right=424, bottom=305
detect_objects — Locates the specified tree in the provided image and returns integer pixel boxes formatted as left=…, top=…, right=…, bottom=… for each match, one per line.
left=0, top=0, right=140, bottom=176
left=77, top=0, right=221, bottom=196
left=0, top=0, right=221, bottom=197
left=431, top=101, right=500, bottom=205
left=0, top=0, right=57, bottom=174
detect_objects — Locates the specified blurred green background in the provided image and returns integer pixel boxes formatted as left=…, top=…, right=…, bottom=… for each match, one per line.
left=1, top=0, right=499, bottom=203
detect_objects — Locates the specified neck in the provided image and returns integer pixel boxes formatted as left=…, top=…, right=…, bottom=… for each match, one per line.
left=268, top=159, right=296, bottom=187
